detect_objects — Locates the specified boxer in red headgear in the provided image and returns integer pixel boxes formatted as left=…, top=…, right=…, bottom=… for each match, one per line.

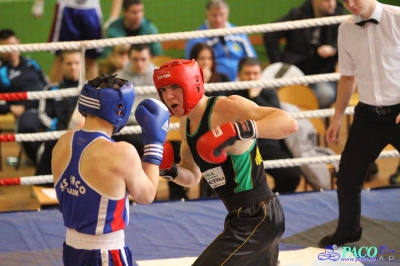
left=153, top=58, right=299, bottom=265
left=154, top=59, right=204, bottom=116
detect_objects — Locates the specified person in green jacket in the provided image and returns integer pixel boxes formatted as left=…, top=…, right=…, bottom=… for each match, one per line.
left=102, top=0, right=163, bottom=59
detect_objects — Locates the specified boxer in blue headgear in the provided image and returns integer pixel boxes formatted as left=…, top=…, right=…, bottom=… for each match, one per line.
left=78, top=74, right=135, bottom=133
left=52, top=73, right=170, bottom=266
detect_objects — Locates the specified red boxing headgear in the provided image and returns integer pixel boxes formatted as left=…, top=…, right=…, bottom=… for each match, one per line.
left=153, top=59, right=204, bottom=115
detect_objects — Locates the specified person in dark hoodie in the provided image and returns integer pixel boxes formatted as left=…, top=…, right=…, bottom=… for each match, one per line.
left=0, top=29, right=49, bottom=165
left=36, top=50, right=82, bottom=175
left=263, top=0, right=344, bottom=109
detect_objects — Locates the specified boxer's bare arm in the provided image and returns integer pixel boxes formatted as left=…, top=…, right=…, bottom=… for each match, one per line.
left=52, top=131, right=73, bottom=184
left=173, top=139, right=202, bottom=187
left=167, top=117, right=202, bottom=187
left=87, top=140, right=159, bottom=204
left=213, top=96, right=298, bottom=140
left=52, top=133, right=159, bottom=203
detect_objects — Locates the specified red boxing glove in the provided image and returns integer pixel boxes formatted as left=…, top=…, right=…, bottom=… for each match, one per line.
left=159, top=141, right=179, bottom=181
left=196, top=120, right=258, bottom=164
left=160, top=141, right=174, bottom=170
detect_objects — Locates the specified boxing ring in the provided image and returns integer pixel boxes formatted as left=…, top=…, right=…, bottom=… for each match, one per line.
left=0, top=15, right=400, bottom=265
left=0, top=188, right=399, bottom=265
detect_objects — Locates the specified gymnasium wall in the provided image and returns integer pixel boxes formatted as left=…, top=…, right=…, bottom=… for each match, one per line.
left=0, top=0, right=398, bottom=75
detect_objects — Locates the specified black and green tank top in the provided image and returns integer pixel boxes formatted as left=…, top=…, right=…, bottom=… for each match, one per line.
left=186, top=97, right=269, bottom=200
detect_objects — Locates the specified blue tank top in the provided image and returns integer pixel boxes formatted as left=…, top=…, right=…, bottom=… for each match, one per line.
left=55, top=130, right=129, bottom=235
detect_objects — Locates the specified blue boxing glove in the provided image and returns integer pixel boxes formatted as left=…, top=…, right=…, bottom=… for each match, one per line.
left=135, top=99, right=170, bottom=165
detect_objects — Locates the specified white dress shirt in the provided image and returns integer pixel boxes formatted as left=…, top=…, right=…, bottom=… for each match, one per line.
left=338, top=2, right=400, bottom=106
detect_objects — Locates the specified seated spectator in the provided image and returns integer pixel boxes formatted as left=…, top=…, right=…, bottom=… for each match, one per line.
left=114, top=44, right=156, bottom=89
left=226, top=57, right=302, bottom=193
left=263, top=0, right=344, bottom=109
left=185, top=0, right=257, bottom=81
left=112, top=43, right=156, bottom=158
left=189, top=42, right=229, bottom=197
left=189, top=42, right=229, bottom=85
left=103, top=0, right=163, bottom=59
left=0, top=29, right=49, bottom=165
left=113, top=43, right=158, bottom=125
left=98, top=44, right=130, bottom=75
left=113, top=44, right=187, bottom=200
left=36, top=50, right=82, bottom=175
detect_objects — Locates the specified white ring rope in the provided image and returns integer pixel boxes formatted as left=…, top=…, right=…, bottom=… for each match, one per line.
left=27, top=87, right=81, bottom=100
left=13, top=106, right=357, bottom=142
left=13, top=122, right=174, bottom=142
left=205, top=73, right=340, bottom=92
left=20, top=175, right=54, bottom=185
left=2, top=13, right=399, bottom=182
left=263, top=150, right=400, bottom=169
left=11, top=149, right=400, bottom=186
left=26, top=73, right=341, bottom=100
left=0, top=15, right=350, bottom=53
left=288, top=106, right=356, bottom=119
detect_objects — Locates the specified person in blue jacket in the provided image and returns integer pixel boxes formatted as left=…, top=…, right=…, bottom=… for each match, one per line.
left=185, top=0, right=257, bottom=81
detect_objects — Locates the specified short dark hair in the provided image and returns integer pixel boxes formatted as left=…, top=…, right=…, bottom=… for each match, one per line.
left=123, top=0, right=142, bottom=11
left=206, top=0, right=229, bottom=11
left=0, top=29, right=17, bottom=41
left=238, top=57, right=261, bottom=73
left=129, top=43, right=151, bottom=54
left=60, top=50, right=81, bottom=62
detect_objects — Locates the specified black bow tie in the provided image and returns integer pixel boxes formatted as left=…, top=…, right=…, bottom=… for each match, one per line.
left=355, top=18, right=379, bottom=27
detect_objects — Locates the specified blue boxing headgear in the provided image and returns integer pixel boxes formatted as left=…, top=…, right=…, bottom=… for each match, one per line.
left=78, top=74, right=135, bottom=133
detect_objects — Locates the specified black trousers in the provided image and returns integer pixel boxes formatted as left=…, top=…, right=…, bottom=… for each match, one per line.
left=335, top=103, right=400, bottom=237
left=259, top=140, right=302, bottom=193
left=193, top=197, right=284, bottom=266
left=35, top=140, right=57, bottom=176
left=16, top=109, right=43, bottom=164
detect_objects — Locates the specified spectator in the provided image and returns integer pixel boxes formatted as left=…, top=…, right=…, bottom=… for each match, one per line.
left=189, top=42, right=230, bottom=197
left=114, top=44, right=155, bottom=89
left=111, top=43, right=157, bottom=156
left=113, top=43, right=158, bottom=127
left=103, top=0, right=163, bottom=59
left=237, top=58, right=302, bottom=193
left=98, top=44, right=130, bottom=75
left=189, top=42, right=230, bottom=86
left=185, top=0, right=257, bottom=82
left=263, top=0, right=344, bottom=108
left=0, top=29, right=49, bottom=165
left=113, top=43, right=188, bottom=200
left=31, top=0, right=123, bottom=82
left=36, top=50, right=82, bottom=176
left=230, top=57, right=302, bottom=193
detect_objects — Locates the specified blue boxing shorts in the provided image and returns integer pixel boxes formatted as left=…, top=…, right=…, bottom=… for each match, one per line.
left=48, top=3, right=103, bottom=58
